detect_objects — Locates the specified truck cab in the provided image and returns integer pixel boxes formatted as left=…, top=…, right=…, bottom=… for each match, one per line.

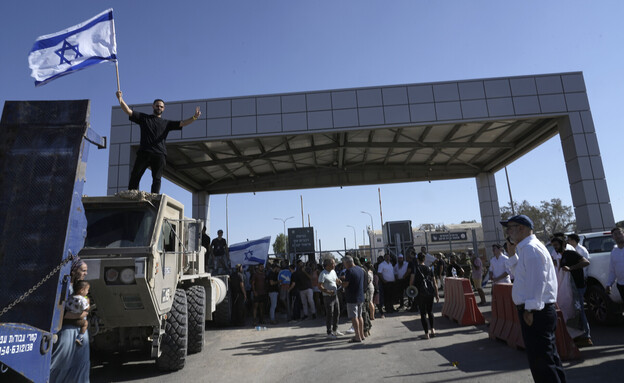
left=79, top=191, right=227, bottom=370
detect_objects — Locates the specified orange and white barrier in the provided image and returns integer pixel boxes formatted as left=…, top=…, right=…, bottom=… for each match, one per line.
left=488, top=283, right=581, bottom=360
left=441, top=277, right=485, bottom=325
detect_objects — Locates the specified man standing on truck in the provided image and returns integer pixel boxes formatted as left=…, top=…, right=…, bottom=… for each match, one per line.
left=116, top=91, right=202, bottom=194
left=202, top=226, right=211, bottom=272
left=211, top=229, right=230, bottom=272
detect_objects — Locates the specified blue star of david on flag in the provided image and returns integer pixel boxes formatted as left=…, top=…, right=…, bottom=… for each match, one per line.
left=55, top=40, right=83, bottom=65
left=244, top=249, right=266, bottom=264
left=28, top=9, right=117, bottom=86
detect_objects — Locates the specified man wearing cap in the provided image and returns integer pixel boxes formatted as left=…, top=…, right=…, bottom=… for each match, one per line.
left=501, top=215, right=566, bottom=383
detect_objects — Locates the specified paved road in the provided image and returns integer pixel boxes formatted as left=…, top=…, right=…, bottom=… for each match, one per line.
left=91, top=286, right=624, bottom=383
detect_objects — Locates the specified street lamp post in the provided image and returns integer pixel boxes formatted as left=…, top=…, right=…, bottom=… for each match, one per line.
left=361, top=211, right=374, bottom=249
left=274, top=216, right=294, bottom=257
left=346, top=225, right=357, bottom=250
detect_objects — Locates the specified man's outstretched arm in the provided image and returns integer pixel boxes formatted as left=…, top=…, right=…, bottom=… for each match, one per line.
left=180, top=106, right=202, bottom=127
left=116, top=91, right=133, bottom=116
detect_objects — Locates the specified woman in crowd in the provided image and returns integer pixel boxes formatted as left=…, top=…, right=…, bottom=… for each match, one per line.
left=411, top=253, right=440, bottom=339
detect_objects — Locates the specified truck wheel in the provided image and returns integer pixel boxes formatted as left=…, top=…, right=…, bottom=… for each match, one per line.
left=586, top=284, right=620, bottom=325
left=156, top=288, right=188, bottom=371
left=187, top=285, right=206, bottom=354
left=214, top=288, right=232, bottom=326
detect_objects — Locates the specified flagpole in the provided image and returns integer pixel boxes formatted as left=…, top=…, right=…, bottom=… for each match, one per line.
left=111, top=9, right=120, bottom=92
left=115, top=61, right=120, bottom=92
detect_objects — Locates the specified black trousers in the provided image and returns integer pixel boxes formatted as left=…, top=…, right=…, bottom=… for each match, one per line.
left=231, top=294, right=246, bottom=326
left=418, top=296, right=435, bottom=334
left=323, top=294, right=339, bottom=334
left=129, top=150, right=166, bottom=193
left=518, top=303, right=566, bottom=383
left=382, top=281, right=395, bottom=312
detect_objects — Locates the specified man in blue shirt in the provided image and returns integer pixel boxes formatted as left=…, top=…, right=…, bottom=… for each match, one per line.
left=342, top=255, right=365, bottom=343
left=278, top=262, right=292, bottom=321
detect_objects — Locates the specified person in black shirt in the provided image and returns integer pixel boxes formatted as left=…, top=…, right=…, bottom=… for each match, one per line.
left=410, top=252, right=440, bottom=339
left=210, top=230, right=230, bottom=273
left=267, top=263, right=280, bottom=324
left=230, top=264, right=247, bottom=326
left=116, top=91, right=201, bottom=193
left=201, top=226, right=211, bottom=272
left=342, top=255, right=365, bottom=342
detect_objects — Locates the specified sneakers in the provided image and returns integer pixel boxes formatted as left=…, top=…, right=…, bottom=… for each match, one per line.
left=345, top=327, right=355, bottom=334
left=327, top=333, right=337, bottom=339
left=333, top=330, right=344, bottom=336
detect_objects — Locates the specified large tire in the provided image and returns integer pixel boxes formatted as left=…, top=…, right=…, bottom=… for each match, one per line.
left=214, top=287, right=232, bottom=326
left=187, top=285, right=206, bottom=354
left=156, top=289, right=188, bottom=371
left=586, top=283, right=621, bottom=325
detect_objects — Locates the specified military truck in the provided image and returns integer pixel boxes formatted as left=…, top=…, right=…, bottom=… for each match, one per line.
left=78, top=191, right=229, bottom=371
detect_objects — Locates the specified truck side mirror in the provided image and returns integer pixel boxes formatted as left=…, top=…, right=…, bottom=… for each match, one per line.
left=186, top=221, right=202, bottom=253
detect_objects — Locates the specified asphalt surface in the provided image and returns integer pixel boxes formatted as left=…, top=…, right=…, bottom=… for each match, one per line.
left=90, top=284, right=624, bottom=383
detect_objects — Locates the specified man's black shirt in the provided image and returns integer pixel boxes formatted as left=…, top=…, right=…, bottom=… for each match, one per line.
left=129, top=111, right=181, bottom=156
left=211, top=237, right=227, bottom=257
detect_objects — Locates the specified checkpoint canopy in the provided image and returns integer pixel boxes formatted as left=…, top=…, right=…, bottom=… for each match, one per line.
left=108, top=72, right=614, bottom=248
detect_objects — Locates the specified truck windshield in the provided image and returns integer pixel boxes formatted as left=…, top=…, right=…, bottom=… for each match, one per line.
left=84, top=207, right=157, bottom=248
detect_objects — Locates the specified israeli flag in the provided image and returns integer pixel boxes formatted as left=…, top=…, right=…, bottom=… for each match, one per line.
left=229, top=236, right=272, bottom=266
left=28, top=9, right=117, bottom=86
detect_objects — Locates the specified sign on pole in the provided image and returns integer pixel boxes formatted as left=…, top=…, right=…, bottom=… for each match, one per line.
left=288, top=227, right=315, bottom=254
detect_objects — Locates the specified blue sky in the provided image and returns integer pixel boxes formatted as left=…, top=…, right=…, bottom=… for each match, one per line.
left=2, top=1, right=623, bottom=252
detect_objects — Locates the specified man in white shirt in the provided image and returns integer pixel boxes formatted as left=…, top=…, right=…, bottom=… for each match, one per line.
left=501, top=215, right=566, bottom=383
left=489, top=244, right=511, bottom=284
left=606, top=227, right=624, bottom=300
left=393, top=254, right=409, bottom=310
left=377, top=254, right=396, bottom=314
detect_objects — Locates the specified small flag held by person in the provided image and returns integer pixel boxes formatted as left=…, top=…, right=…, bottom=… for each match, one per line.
left=28, top=8, right=117, bottom=86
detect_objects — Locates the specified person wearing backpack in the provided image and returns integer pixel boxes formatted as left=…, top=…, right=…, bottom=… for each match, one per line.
left=410, top=252, right=440, bottom=339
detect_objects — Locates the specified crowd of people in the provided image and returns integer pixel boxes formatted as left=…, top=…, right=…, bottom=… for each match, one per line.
left=226, top=246, right=449, bottom=342
left=49, top=214, right=624, bottom=383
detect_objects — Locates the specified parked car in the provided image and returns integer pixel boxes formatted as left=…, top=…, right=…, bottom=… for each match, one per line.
left=579, top=231, right=623, bottom=325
